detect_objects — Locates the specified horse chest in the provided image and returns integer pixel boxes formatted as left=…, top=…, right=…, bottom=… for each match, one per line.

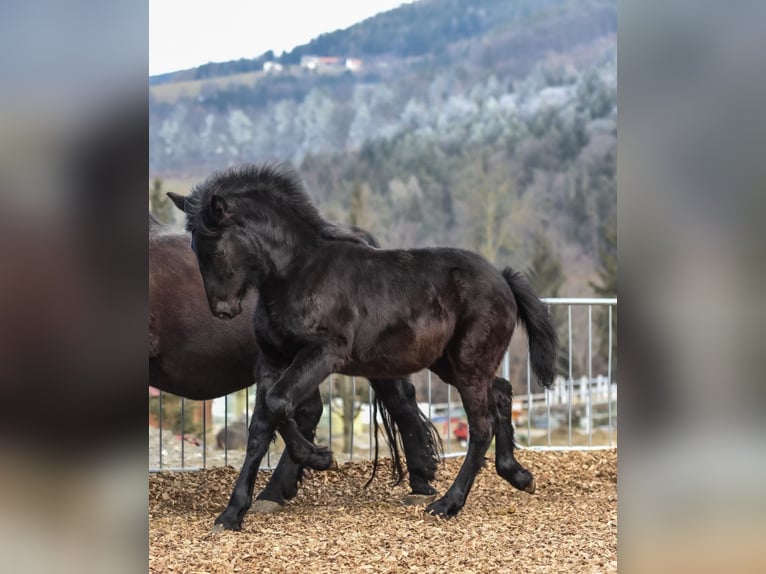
left=253, top=303, right=319, bottom=360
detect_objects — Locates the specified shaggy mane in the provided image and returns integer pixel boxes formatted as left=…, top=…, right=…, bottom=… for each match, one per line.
left=183, top=163, right=327, bottom=237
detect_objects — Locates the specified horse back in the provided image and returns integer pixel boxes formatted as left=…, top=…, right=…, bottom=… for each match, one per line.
left=149, top=232, right=258, bottom=399
left=269, top=244, right=514, bottom=377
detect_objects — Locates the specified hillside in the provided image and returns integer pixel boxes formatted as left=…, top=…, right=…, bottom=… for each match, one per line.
left=149, top=0, right=617, bottom=367
left=150, top=0, right=585, bottom=86
left=150, top=0, right=615, bottom=170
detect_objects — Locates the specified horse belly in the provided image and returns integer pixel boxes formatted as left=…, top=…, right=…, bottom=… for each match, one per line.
left=347, top=321, right=450, bottom=378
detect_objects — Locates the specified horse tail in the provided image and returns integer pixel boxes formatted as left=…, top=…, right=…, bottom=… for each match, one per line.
left=365, top=394, right=404, bottom=487
left=365, top=391, right=443, bottom=488
left=502, top=267, right=558, bottom=389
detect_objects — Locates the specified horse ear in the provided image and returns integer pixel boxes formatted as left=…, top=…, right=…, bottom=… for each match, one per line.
left=167, top=192, right=186, bottom=212
left=208, top=194, right=232, bottom=225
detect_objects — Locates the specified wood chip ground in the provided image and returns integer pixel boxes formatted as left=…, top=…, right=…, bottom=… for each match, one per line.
left=150, top=449, right=616, bottom=573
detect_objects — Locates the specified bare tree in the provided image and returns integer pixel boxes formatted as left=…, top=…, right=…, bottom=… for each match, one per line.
left=331, top=376, right=365, bottom=455
left=458, top=153, right=527, bottom=265
left=149, top=177, right=176, bottom=225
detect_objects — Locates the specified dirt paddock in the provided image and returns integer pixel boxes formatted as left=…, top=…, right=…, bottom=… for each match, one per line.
left=150, top=449, right=616, bottom=573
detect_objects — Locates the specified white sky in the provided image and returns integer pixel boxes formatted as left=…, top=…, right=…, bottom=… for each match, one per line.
left=150, top=0, right=413, bottom=76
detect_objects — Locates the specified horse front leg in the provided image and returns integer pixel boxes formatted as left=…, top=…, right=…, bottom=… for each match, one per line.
left=214, top=384, right=275, bottom=531
left=265, top=346, right=339, bottom=471
left=252, top=388, right=324, bottom=513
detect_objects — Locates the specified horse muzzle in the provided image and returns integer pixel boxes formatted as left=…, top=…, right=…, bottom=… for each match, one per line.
left=211, top=299, right=242, bottom=320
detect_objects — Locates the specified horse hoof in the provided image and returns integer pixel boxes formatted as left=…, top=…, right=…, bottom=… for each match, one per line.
left=252, top=499, right=285, bottom=514
left=425, top=498, right=461, bottom=519
left=402, top=493, right=437, bottom=506
left=304, top=448, right=335, bottom=470
left=213, top=512, right=242, bottom=531
left=524, top=477, right=536, bottom=494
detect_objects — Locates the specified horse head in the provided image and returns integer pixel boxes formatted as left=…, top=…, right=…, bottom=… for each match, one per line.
left=168, top=188, right=252, bottom=320
left=168, top=164, right=326, bottom=319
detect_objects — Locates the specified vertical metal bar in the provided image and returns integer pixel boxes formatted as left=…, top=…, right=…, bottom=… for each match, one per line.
left=202, top=399, right=207, bottom=469
left=180, top=397, right=185, bottom=469
left=245, top=385, right=257, bottom=466
left=349, top=376, right=356, bottom=461
left=368, top=380, right=373, bottom=460
left=546, top=303, right=552, bottom=446
left=608, top=304, right=614, bottom=447
left=158, top=391, right=163, bottom=469
left=328, top=375, right=333, bottom=452
left=447, top=386, right=452, bottom=455
left=264, top=383, right=271, bottom=469
left=526, top=349, right=531, bottom=446
left=501, top=350, right=510, bottom=453
left=546, top=382, right=551, bottom=447
left=427, top=371, right=432, bottom=421
left=588, top=305, right=593, bottom=447
left=568, top=305, right=573, bottom=447
left=224, top=394, right=228, bottom=467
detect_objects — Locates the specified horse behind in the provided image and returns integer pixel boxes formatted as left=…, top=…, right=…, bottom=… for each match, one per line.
left=170, top=164, right=558, bottom=525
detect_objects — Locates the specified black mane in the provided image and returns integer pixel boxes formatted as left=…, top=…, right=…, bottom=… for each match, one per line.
left=184, top=163, right=329, bottom=237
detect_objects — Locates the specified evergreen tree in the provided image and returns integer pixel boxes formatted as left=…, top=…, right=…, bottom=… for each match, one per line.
left=349, top=180, right=367, bottom=227
left=461, top=153, right=523, bottom=264
left=526, top=232, right=564, bottom=297
left=526, top=232, right=569, bottom=377
left=590, top=213, right=617, bottom=372
left=336, top=180, right=374, bottom=454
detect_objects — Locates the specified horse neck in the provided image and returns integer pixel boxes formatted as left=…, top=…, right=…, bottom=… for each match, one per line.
left=244, top=220, right=319, bottom=288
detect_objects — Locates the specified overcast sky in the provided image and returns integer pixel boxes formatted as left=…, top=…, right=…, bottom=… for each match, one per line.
left=150, top=0, right=413, bottom=76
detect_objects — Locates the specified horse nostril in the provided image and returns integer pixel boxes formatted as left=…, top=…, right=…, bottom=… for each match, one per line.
left=213, top=300, right=239, bottom=320
left=212, top=302, right=232, bottom=319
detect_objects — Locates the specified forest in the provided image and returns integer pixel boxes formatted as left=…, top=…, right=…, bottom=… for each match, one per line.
left=149, top=0, right=617, bottom=387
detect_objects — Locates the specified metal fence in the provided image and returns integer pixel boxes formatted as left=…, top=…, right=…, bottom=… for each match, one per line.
left=149, top=298, right=616, bottom=471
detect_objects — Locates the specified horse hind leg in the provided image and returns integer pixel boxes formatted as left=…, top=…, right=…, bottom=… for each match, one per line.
left=491, top=376, right=536, bottom=494
left=369, top=377, right=440, bottom=503
left=425, top=378, right=495, bottom=518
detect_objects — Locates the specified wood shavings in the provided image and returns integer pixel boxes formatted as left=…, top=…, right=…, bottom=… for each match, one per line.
left=150, top=450, right=616, bottom=573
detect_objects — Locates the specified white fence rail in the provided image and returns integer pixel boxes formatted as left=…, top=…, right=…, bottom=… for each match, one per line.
left=149, top=298, right=616, bottom=470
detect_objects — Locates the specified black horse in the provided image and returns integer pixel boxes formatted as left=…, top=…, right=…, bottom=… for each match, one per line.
left=149, top=211, right=441, bottom=516
left=169, top=164, right=557, bottom=526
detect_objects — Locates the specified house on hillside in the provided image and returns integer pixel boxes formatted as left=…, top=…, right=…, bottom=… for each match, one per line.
left=344, top=58, right=363, bottom=71
left=300, top=55, right=362, bottom=72
left=301, top=55, right=339, bottom=70
left=262, top=61, right=284, bottom=73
